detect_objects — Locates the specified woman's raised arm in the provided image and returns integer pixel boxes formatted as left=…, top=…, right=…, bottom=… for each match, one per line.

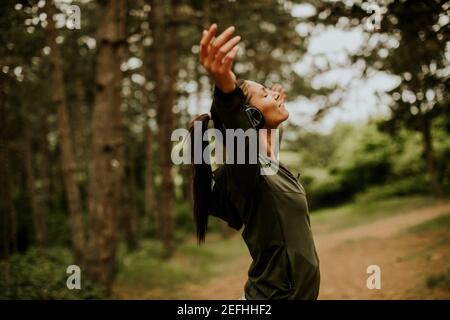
left=199, top=24, right=241, bottom=93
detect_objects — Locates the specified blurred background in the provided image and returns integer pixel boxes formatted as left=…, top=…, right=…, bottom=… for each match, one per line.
left=0, top=0, right=449, bottom=299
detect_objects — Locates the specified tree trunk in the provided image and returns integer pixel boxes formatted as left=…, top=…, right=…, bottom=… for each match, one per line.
left=0, top=81, right=16, bottom=261
left=86, top=0, right=126, bottom=291
left=145, top=123, right=160, bottom=235
left=181, top=164, right=193, bottom=207
left=149, top=0, right=178, bottom=257
left=419, top=113, right=443, bottom=198
left=24, top=131, right=47, bottom=247
left=46, top=1, right=86, bottom=264
left=121, top=142, right=139, bottom=251
left=142, top=39, right=159, bottom=236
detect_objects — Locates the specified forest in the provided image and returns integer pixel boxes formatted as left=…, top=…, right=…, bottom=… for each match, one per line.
left=0, top=0, right=449, bottom=299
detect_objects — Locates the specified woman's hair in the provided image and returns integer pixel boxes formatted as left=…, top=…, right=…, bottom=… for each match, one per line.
left=236, top=79, right=253, bottom=105
left=188, top=80, right=249, bottom=244
left=188, top=113, right=212, bottom=244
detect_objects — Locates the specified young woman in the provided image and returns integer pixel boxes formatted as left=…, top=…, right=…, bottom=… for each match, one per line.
left=189, top=24, right=320, bottom=300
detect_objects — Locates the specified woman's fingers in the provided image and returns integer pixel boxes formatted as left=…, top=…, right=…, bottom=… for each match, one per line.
left=200, top=24, right=240, bottom=86
left=271, top=84, right=283, bottom=92
left=271, top=84, right=286, bottom=102
left=200, top=24, right=217, bottom=63
left=272, top=84, right=285, bottom=94
left=206, top=26, right=235, bottom=63
left=214, top=35, right=241, bottom=64
left=221, top=45, right=239, bottom=71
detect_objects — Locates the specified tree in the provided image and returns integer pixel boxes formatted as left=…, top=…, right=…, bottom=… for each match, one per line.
left=86, top=0, right=127, bottom=291
left=45, top=1, right=86, bottom=263
left=148, top=0, right=179, bottom=257
left=305, top=0, right=449, bottom=197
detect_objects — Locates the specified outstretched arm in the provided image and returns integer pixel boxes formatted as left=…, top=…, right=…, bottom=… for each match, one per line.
left=200, top=24, right=240, bottom=93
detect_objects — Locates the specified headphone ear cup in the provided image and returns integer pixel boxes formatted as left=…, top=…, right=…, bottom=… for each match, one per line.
left=245, top=106, right=265, bottom=129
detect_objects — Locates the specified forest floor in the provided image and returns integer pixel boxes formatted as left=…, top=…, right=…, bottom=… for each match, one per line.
left=113, top=197, right=450, bottom=299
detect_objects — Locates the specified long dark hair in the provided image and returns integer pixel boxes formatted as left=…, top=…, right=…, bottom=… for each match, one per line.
left=188, top=113, right=212, bottom=244
left=189, top=81, right=250, bottom=244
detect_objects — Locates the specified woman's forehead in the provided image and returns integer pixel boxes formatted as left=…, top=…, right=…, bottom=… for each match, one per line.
left=245, top=80, right=264, bottom=94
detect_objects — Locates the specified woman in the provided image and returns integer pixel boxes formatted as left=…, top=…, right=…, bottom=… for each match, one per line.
left=189, top=24, right=320, bottom=300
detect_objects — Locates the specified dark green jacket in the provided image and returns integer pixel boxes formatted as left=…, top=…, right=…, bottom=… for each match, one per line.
left=208, top=84, right=320, bottom=300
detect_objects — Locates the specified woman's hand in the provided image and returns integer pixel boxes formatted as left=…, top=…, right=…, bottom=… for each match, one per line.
left=200, top=24, right=241, bottom=93
left=271, top=84, right=286, bottom=107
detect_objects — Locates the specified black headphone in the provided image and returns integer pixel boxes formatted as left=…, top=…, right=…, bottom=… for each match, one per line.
left=245, top=105, right=265, bottom=129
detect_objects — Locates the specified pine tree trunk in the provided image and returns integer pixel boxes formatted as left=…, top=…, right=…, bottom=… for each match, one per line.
left=24, top=132, right=47, bottom=247
left=86, top=0, right=126, bottom=291
left=46, top=1, right=86, bottom=264
left=142, top=40, right=159, bottom=236
left=0, top=83, right=16, bottom=260
left=181, top=164, right=193, bottom=207
left=121, top=142, right=139, bottom=251
left=419, top=113, right=443, bottom=198
left=149, top=0, right=177, bottom=257
left=145, top=123, right=159, bottom=235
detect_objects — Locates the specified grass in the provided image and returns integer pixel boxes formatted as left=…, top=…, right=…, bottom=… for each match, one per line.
left=407, top=212, right=450, bottom=234
left=425, top=269, right=450, bottom=291
left=402, top=212, right=450, bottom=263
left=310, top=195, right=443, bottom=233
left=114, top=233, right=247, bottom=298
left=113, top=194, right=449, bottom=298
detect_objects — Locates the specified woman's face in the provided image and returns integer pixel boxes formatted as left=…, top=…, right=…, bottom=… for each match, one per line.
left=241, top=80, right=289, bottom=128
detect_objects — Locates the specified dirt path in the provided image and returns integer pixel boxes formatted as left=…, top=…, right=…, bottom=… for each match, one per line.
left=181, top=201, right=450, bottom=299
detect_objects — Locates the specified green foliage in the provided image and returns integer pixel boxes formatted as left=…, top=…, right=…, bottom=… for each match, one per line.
left=354, top=175, right=431, bottom=203
left=311, top=195, right=439, bottom=232
left=426, top=269, right=450, bottom=291
left=0, top=248, right=104, bottom=299
left=291, top=118, right=450, bottom=209
left=408, top=213, right=450, bottom=234
left=174, top=201, right=195, bottom=242
left=115, top=237, right=247, bottom=298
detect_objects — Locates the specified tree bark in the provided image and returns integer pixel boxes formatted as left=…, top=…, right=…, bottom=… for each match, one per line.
left=0, top=80, right=16, bottom=261
left=149, top=0, right=178, bottom=257
left=86, top=0, right=127, bottom=291
left=142, top=40, right=159, bottom=235
left=24, top=131, right=47, bottom=247
left=121, top=142, right=139, bottom=251
left=144, top=122, right=159, bottom=235
left=419, top=113, right=443, bottom=198
left=46, top=1, right=86, bottom=264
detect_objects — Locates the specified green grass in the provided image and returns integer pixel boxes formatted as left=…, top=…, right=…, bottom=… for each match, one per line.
left=407, top=212, right=450, bottom=234
left=114, top=234, right=247, bottom=298
left=425, top=268, right=450, bottom=291
left=114, top=194, right=448, bottom=298
left=311, top=195, right=442, bottom=233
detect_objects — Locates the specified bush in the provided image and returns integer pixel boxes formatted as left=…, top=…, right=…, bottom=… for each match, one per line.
left=0, top=247, right=104, bottom=299
left=354, top=175, right=431, bottom=203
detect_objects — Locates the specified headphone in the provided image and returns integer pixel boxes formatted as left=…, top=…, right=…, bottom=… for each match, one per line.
left=245, top=105, right=265, bottom=129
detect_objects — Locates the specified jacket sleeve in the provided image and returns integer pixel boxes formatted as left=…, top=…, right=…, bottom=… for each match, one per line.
left=210, top=84, right=261, bottom=198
